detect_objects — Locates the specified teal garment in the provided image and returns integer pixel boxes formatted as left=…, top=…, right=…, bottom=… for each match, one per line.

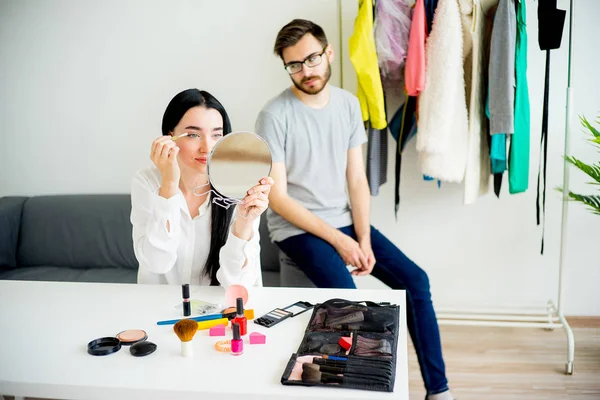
left=509, top=0, right=530, bottom=193
left=486, top=92, right=507, bottom=174
left=491, top=134, right=507, bottom=174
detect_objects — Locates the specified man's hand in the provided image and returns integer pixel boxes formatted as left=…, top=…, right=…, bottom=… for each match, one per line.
left=351, top=239, right=376, bottom=276
left=333, top=231, right=368, bottom=271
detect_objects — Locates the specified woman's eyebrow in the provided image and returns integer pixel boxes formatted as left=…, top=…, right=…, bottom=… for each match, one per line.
left=183, top=126, right=222, bottom=132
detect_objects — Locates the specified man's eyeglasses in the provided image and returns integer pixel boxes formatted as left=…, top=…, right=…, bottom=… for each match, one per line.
left=284, top=47, right=328, bottom=75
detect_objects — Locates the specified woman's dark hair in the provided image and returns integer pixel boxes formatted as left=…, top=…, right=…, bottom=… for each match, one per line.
left=161, top=89, right=235, bottom=285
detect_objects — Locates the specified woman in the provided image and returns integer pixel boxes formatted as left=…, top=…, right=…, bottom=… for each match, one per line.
left=131, top=89, right=273, bottom=287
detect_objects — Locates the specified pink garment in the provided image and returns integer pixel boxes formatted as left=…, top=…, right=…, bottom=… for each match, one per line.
left=374, top=0, right=413, bottom=87
left=405, top=0, right=427, bottom=96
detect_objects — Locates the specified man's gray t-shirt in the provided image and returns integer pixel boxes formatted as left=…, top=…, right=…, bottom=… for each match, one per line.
left=255, top=86, right=367, bottom=243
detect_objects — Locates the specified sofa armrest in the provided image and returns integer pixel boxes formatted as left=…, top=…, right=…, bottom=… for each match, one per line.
left=0, top=196, right=28, bottom=269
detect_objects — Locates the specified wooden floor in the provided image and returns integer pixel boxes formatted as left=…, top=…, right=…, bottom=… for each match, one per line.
left=4, top=325, right=599, bottom=400
left=408, top=325, right=600, bottom=400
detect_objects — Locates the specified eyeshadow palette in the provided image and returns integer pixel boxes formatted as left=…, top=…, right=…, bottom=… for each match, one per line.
left=254, top=308, right=294, bottom=328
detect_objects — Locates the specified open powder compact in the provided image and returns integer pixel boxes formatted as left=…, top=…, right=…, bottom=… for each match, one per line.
left=87, top=337, right=121, bottom=356
left=88, top=329, right=155, bottom=357
left=116, top=329, right=148, bottom=346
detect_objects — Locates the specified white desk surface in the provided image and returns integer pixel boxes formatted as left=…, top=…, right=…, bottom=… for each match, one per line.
left=0, top=280, right=408, bottom=400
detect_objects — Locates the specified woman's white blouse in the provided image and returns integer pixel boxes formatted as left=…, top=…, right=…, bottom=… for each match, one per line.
left=130, top=166, right=262, bottom=287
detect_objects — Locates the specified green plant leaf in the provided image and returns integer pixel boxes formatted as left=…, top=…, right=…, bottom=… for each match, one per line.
left=566, top=192, right=600, bottom=215
left=565, top=156, right=600, bottom=184
left=580, top=115, right=600, bottom=138
left=562, top=114, right=600, bottom=216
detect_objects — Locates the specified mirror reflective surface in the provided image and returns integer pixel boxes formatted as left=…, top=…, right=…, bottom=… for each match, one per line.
left=207, top=131, right=272, bottom=200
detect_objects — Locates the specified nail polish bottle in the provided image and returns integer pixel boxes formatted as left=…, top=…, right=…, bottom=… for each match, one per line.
left=231, top=322, right=243, bottom=356
left=232, top=297, right=247, bottom=336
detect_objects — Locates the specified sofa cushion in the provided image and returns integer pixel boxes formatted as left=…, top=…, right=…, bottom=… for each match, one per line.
left=261, top=270, right=279, bottom=287
left=0, top=265, right=137, bottom=283
left=0, top=197, right=28, bottom=269
left=259, top=215, right=280, bottom=273
left=17, top=195, right=138, bottom=270
left=279, top=250, right=316, bottom=288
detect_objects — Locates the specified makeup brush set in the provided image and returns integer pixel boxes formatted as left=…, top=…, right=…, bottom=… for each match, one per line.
left=281, top=298, right=400, bottom=393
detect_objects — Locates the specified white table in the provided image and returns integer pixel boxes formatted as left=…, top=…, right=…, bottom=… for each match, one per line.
left=0, top=280, right=408, bottom=400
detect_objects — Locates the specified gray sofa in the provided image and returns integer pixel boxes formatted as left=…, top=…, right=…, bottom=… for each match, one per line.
left=0, top=194, right=286, bottom=287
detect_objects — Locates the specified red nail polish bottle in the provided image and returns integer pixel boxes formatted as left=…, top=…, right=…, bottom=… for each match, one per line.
left=231, top=322, right=243, bottom=356
left=232, top=297, right=247, bottom=336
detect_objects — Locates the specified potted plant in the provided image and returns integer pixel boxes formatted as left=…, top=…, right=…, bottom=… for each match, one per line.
left=559, top=115, right=600, bottom=215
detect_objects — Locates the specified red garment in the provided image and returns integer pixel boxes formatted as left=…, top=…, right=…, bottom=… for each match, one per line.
left=405, top=0, right=428, bottom=96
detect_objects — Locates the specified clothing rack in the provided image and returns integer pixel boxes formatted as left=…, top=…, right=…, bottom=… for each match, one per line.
left=339, top=0, right=576, bottom=375
left=436, top=0, right=576, bottom=375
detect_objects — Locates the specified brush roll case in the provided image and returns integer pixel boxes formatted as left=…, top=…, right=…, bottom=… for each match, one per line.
left=280, top=298, right=400, bottom=392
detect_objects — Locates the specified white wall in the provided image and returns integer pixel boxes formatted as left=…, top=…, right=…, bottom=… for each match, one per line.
left=1, top=0, right=598, bottom=315
left=0, top=0, right=340, bottom=194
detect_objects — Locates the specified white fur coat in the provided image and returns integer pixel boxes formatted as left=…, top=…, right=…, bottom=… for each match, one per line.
left=416, top=0, right=469, bottom=183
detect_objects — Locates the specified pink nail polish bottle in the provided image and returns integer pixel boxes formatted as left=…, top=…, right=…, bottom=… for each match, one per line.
left=231, top=322, right=243, bottom=356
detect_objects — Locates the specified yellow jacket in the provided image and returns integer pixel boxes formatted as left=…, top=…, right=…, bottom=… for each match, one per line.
left=349, top=0, right=387, bottom=130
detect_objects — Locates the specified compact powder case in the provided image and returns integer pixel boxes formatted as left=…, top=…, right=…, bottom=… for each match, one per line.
left=87, top=337, right=121, bottom=356
left=88, top=329, right=155, bottom=356
left=116, top=329, right=148, bottom=346
left=130, top=341, right=157, bottom=357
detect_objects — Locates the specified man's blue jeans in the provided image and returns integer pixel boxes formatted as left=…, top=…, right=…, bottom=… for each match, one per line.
left=277, top=224, right=449, bottom=395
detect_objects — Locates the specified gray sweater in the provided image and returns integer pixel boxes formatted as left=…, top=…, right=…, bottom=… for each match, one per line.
left=489, top=0, right=516, bottom=134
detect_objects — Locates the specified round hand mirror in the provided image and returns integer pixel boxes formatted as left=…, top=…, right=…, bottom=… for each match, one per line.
left=207, top=131, right=272, bottom=200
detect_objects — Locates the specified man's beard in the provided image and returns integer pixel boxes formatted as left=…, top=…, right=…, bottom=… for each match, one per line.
left=292, top=64, right=332, bottom=95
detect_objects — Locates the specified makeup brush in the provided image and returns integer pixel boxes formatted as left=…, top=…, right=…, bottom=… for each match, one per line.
left=313, top=362, right=392, bottom=381
left=302, top=363, right=391, bottom=384
left=157, top=309, right=255, bottom=325
left=354, top=336, right=392, bottom=356
left=173, top=319, right=197, bottom=357
left=313, top=357, right=394, bottom=372
left=315, top=355, right=392, bottom=365
left=171, top=133, right=189, bottom=141
left=301, top=364, right=383, bottom=386
left=326, top=311, right=365, bottom=327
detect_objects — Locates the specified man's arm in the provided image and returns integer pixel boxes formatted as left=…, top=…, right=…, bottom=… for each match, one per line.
left=268, top=162, right=340, bottom=244
left=346, top=145, right=375, bottom=275
left=346, top=146, right=371, bottom=242
left=269, top=162, right=368, bottom=269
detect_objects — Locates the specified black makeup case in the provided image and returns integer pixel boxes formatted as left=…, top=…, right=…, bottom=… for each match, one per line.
left=280, top=298, right=400, bottom=392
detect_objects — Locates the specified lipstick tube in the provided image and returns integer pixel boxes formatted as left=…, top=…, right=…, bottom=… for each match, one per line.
left=182, top=284, right=191, bottom=317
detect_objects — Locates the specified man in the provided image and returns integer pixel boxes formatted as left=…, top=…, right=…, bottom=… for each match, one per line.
left=255, top=19, right=453, bottom=400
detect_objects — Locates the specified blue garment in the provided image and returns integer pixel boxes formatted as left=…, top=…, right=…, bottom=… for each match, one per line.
left=388, top=101, right=417, bottom=149
left=424, top=0, right=439, bottom=33
left=277, top=225, right=449, bottom=395
left=486, top=89, right=507, bottom=175
left=490, top=134, right=507, bottom=174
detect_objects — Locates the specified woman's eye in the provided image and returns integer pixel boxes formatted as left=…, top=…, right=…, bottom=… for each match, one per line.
left=187, top=133, right=200, bottom=139
left=213, top=133, right=223, bottom=139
